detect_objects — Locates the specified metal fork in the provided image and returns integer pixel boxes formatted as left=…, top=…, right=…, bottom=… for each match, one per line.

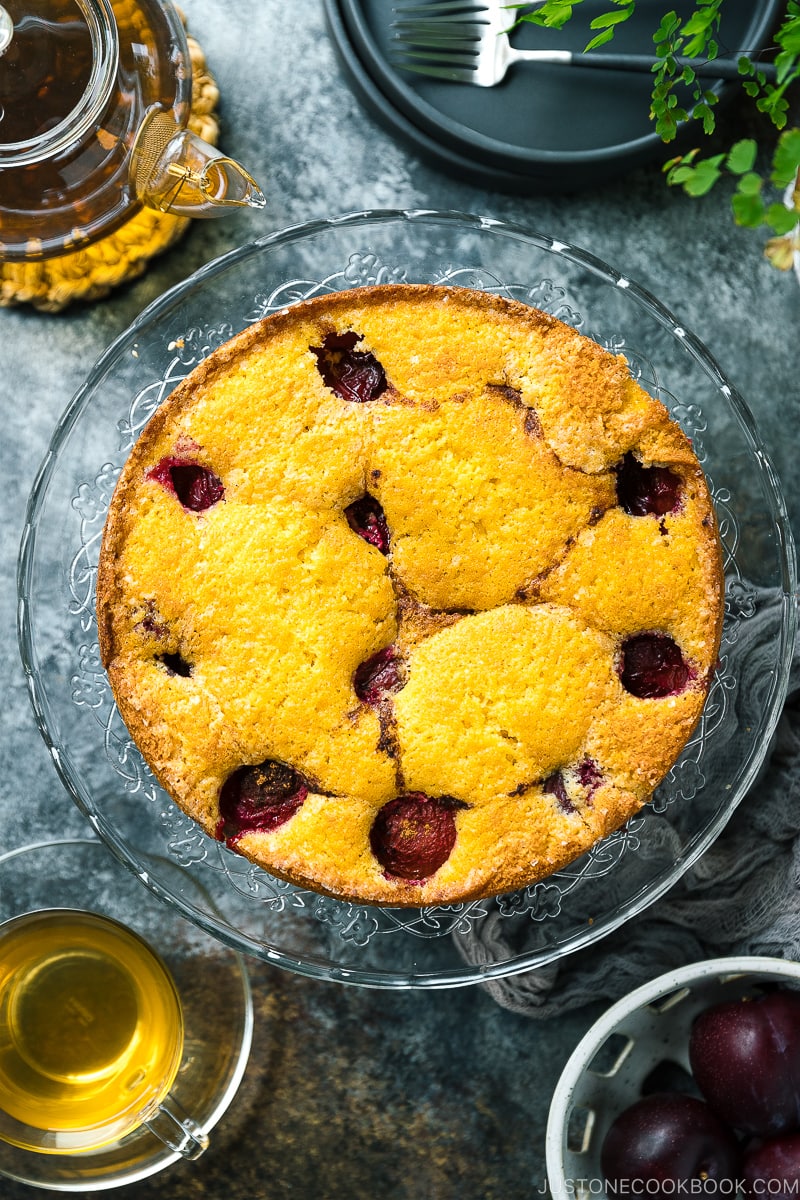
left=390, top=1, right=777, bottom=86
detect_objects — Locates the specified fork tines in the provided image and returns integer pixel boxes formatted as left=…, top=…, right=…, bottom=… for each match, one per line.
left=390, top=0, right=493, bottom=51
left=392, top=0, right=493, bottom=14
left=392, top=24, right=483, bottom=45
left=390, top=0, right=512, bottom=81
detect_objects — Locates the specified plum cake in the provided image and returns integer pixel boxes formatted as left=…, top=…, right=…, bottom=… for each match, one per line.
left=96, top=284, right=724, bottom=906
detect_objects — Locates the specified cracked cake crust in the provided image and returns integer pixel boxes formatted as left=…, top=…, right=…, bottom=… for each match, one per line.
left=97, top=284, right=724, bottom=906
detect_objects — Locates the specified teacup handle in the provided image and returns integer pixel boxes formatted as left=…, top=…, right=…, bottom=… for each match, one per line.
left=143, top=1096, right=209, bottom=1161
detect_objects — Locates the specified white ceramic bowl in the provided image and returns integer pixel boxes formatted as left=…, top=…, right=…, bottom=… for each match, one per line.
left=546, top=956, right=800, bottom=1200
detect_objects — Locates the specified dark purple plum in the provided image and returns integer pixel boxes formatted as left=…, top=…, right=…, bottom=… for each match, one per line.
left=216, top=759, right=308, bottom=845
left=310, top=331, right=387, bottom=403
left=601, top=1092, right=741, bottom=1190
left=619, top=633, right=692, bottom=698
left=369, top=793, right=465, bottom=882
left=616, top=452, right=682, bottom=517
left=543, top=770, right=573, bottom=814
left=690, top=990, right=800, bottom=1137
left=576, top=757, right=603, bottom=798
left=157, top=651, right=192, bottom=677
left=345, top=494, right=390, bottom=554
left=354, top=647, right=403, bottom=706
left=147, top=457, right=224, bottom=512
left=744, top=1132, right=800, bottom=1198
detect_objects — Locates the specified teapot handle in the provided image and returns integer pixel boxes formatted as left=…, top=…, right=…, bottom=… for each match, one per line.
left=131, top=108, right=266, bottom=217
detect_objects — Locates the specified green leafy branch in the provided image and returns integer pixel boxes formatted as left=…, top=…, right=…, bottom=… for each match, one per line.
left=649, top=3, right=725, bottom=142
left=509, top=0, right=637, bottom=48
left=510, top=0, right=800, bottom=264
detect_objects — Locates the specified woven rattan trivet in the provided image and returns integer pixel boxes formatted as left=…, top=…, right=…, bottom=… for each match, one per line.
left=0, top=28, right=220, bottom=314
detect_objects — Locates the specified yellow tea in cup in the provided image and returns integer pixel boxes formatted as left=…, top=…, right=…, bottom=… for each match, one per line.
left=0, top=909, right=184, bottom=1154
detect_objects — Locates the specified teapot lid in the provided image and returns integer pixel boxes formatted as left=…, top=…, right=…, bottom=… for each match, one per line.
left=0, top=0, right=117, bottom=163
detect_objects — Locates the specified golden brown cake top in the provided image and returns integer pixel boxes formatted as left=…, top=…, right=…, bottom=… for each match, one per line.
left=97, top=285, right=724, bottom=905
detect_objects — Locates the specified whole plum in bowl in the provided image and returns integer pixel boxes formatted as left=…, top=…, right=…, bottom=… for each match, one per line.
left=547, top=958, right=800, bottom=1200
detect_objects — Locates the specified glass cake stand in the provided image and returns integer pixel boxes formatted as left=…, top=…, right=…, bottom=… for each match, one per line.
left=17, top=210, right=797, bottom=989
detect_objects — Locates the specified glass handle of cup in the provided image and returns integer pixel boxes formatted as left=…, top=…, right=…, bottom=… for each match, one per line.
left=0, top=5, right=13, bottom=55
left=130, top=108, right=266, bottom=217
left=143, top=1096, right=209, bottom=1161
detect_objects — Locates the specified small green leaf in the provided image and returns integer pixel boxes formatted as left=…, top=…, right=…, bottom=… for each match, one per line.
left=681, top=155, right=724, bottom=196
left=655, top=11, right=681, bottom=41
left=589, top=9, right=631, bottom=28
left=666, top=164, right=697, bottom=184
left=682, top=5, right=720, bottom=45
left=758, top=91, right=790, bottom=130
left=663, top=148, right=700, bottom=175
left=692, top=101, right=715, bottom=134
left=681, top=12, right=710, bottom=35
left=766, top=203, right=800, bottom=235
left=732, top=191, right=766, bottom=226
left=775, top=53, right=800, bottom=85
left=683, top=30, right=712, bottom=58
left=776, top=8, right=800, bottom=53
left=771, top=128, right=800, bottom=187
left=726, top=139, right=757, bottom=174
left=516, top=0, right=581, bottom=29
left=736, top=171, right=763, bottom=196
left=654, top=109, right=680, bottom=141
left=585, top=28, right=615, bottom=49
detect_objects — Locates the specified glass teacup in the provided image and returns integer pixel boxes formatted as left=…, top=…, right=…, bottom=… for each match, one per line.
left=0, top=908, right=204, bottom=1159
left=0, top=836, right=252, bottom=1192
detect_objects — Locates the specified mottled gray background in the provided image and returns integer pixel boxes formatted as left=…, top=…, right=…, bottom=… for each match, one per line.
left=1, top=2, right=799, bottom=1197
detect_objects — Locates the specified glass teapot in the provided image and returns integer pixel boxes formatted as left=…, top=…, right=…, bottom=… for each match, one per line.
left=0, top=0, right=266, bottom=262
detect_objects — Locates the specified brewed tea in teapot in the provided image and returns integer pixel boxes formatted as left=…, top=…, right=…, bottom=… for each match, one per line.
left=0, top=0, right=265, bottom=262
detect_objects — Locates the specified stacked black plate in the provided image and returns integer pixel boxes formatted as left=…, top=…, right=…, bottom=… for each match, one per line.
left=324, top=0, right=781, bottom=191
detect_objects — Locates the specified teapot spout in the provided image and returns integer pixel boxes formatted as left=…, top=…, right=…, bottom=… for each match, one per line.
left=131, top=109, right=266, bottom=217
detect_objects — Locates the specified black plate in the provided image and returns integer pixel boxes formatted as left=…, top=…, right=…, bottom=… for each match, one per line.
left=325, top=0, right=782, bottom=191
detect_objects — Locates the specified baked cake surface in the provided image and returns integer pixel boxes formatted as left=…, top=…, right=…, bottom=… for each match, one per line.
left=97, top=284, right=724, bottom=906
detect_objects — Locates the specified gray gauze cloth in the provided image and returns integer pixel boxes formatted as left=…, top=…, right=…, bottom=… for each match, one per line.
left=455, top=605, right=800, bottom=1018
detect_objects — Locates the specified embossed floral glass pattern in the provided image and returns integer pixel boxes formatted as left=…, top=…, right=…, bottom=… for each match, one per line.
left=18, top=212, right=796, bottom=988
